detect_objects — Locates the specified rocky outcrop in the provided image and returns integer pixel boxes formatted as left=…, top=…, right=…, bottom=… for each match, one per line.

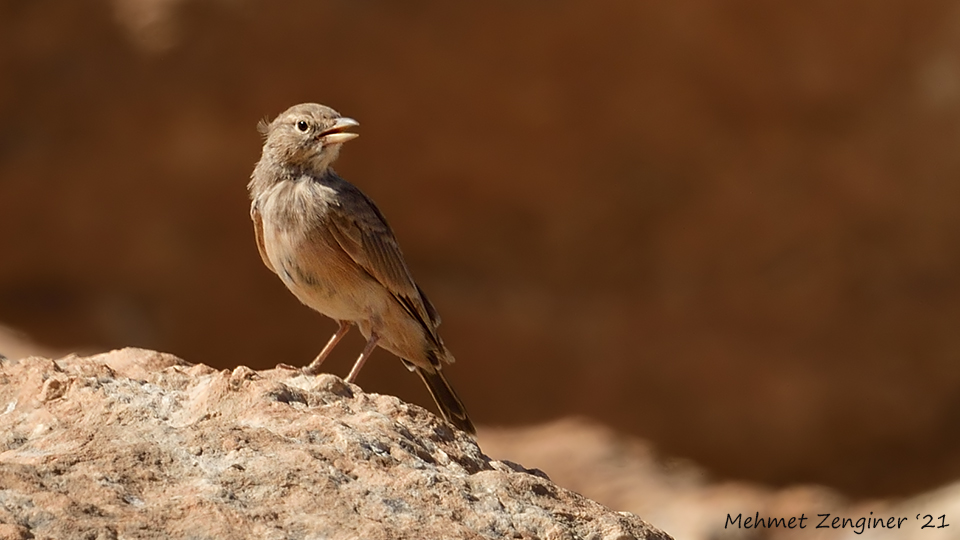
left=0, top=348, right=671, bottom=540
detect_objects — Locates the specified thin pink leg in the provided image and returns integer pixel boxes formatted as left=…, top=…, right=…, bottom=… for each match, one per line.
left=303, top=321, right=351, bottom=375
left=345, top=333, right=379, bottom=383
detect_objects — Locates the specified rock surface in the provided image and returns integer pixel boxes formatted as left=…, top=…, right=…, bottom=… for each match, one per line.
left=0, top=348, right=671, bottom=540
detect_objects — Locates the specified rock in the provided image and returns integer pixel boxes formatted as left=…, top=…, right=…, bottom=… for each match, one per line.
left=0, top=349, right=671, bottom=540
left=481, top=419, right=846, bottom=540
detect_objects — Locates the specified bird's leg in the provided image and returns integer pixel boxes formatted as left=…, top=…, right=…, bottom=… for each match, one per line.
left=345, top=333, right=379, bottom=383
left=303, top=321, right=352, bottom=375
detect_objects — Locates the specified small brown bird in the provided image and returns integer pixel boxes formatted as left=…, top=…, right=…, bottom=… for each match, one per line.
left=248, top=103, right=475, bottom=434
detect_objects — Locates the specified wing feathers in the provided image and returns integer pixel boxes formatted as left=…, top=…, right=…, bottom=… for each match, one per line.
left=251, top=205, right=277, bottom=274
left=325, top=182, right=441, bottom=344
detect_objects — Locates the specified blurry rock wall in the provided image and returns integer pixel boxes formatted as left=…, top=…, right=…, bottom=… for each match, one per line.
left=2, top=0, right=960, bottom=497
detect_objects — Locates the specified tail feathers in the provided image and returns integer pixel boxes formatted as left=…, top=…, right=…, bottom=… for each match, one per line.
left=415, top=367, right=476, bottom=435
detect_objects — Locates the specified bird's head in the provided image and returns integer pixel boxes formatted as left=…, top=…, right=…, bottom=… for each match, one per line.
left=258, top=103, right=359, bottom=173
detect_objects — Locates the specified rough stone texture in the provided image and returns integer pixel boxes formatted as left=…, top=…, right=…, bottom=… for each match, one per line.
left=0, top=349, right=670, bottom=540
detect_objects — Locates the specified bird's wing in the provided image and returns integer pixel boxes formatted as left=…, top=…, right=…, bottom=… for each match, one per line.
left=416, top=283, right=442, bottom=327
left=251, top=204, right=277, bottom=274
left=326, top=183, right=442, bottom=337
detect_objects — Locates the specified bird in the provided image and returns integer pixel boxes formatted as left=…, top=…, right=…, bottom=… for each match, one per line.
left=248, top=103, right=475, bottom=434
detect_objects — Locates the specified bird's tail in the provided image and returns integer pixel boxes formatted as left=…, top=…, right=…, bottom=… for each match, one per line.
left=415, top=367, right=476, bottom=435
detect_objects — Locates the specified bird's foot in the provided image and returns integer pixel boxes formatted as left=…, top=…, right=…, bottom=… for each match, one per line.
left=275, top=363, right=301, bottom=371
left=300, top=364, right=326, bottom=376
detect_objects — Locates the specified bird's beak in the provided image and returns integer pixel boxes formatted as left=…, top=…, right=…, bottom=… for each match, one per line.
left=320, top=117, right=360, bottom=144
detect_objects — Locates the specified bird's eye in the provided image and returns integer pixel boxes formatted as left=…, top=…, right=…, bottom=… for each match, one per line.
left=296, top=120, right=309, bottom=132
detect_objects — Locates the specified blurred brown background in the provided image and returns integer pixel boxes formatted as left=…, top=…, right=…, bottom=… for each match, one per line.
left=2, top=0, right=960, bottom=499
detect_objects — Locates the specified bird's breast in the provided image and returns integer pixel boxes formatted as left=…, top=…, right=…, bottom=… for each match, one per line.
left=255, top=180, right=383, bottom=321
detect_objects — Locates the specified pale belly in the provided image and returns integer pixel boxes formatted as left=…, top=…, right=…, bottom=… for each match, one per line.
left=254, top=180, right=437, bottom=365
left=263, top=221, right=386, bottom=324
